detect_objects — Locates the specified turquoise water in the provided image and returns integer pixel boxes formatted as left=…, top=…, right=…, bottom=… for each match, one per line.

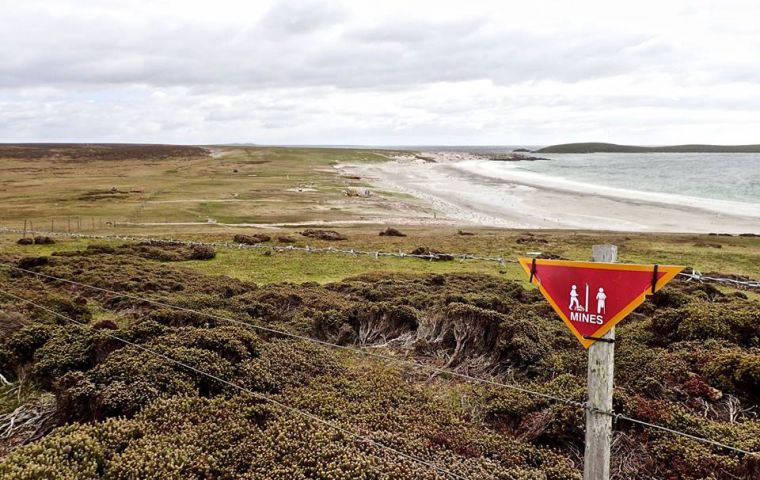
left=515, top=153, right=760, bottom=205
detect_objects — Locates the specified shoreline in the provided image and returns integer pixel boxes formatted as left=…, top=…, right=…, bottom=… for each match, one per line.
left=340, top=155, right=760, bottom=234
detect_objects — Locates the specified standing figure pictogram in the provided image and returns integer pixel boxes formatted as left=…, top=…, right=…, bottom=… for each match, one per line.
left=596, top=288, right=606, bottom=314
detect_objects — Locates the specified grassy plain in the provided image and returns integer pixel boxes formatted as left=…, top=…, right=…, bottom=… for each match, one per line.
left=0, top=144, right=415, bottom=228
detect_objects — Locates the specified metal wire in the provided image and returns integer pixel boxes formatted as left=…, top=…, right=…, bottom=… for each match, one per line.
left=612, top=413, right=758, bottom=456
left=0, top=288, right=469, bottom=480
left=0, top=261, right=757, bottom=458
left=678, top=268, right=760, bottom=289
left=1, top=227, right=508, bottom=262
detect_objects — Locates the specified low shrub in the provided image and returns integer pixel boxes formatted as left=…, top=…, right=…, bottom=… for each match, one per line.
left=276, top=235, right=296, bottom=243
left=300, top=229, right=347, bottom=241
left=17, top=256, right=48, bottom=269
left=409, top=247, right=453, bottom=261
left=240, top=339, right=342, bottom=393
left=92, top=319, right=118, bottom=330
left=650, top=301, right=760, bottom=347
left=703, top=349, right=760, bottom=401
left=234, top=233, right=271, bottom=245
left=0, top=310, right=29, bottom=338
left=188, top=245, right=216, bottom=260
left=31, top=327, right=96, bottom=388
left=0, top=323, right=56, bottom=375
left=379, top=227, right=406, bottom=237
left=16, top=236, right=56, bottom=245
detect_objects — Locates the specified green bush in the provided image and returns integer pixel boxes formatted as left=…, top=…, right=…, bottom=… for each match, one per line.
left=0, top=323, right=56, bottom=372
left=31, top=327, right=96, bottom=387
left=703, top=349, right=760, bottom=400
left=240, top=339, right=343, bottom=393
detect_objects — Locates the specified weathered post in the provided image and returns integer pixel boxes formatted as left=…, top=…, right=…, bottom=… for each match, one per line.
left=584, top=244, right=617, bottom=480
left=23, top=219, right=27, bottom=239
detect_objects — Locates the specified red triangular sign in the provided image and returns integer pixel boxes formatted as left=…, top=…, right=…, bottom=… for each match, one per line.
left=519, top=258, right=683, bottom=348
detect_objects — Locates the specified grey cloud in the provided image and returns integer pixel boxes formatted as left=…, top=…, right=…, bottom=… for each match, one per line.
left=0, top=4, right=706, bottom=90
left=1, top=0, right=759, bottom=144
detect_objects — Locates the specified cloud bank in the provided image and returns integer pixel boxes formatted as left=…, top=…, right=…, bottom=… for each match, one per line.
left=1, top=0, right=759, bottom=144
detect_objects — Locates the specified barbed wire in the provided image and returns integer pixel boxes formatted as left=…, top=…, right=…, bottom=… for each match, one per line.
left=3, top=227, right=760, bottom=289
left=679, top=268, right=760, bottom=289
left=0, top=287, right=469, bottom=480
left=0, top=227, right=508, bottom=263
left=0, top=261, right=757, bottom=457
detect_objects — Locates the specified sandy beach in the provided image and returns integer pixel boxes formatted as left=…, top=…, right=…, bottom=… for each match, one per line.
left=340, top=153, right=760, bottom=233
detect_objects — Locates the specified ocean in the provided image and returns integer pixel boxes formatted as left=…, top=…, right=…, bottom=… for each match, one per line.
left=356, top=146, right=760, bottom=207
left=346, top=149, right=760, bottom=232
left=515, top=153, right=760, bottom=206
left=317, top=144, right=760, bottom=212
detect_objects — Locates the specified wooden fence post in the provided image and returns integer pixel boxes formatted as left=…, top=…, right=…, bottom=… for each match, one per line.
left=584, top=244, right=617, bottom=480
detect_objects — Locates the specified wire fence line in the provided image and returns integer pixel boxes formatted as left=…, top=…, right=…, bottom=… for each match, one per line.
left=2, top=226, right=760, bottom=290
left=0, top=287, right=469, bottom=480
left=679, top=269, right=760, bottom=289
left=2, top=227, right=509, bottom=263
left=0, top=262, right=756, bottom=458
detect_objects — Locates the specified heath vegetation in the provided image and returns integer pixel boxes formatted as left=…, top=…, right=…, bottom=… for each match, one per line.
left=1, top=241, right=758, bottom=479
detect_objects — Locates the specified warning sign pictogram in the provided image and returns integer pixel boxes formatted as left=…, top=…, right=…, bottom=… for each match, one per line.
left=519, top=258, right=683, bottom=348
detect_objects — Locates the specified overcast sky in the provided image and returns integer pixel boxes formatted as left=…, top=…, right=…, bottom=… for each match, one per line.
left=1, top=0, right=759, bottom=145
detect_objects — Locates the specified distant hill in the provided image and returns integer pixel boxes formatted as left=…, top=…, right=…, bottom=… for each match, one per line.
left=0, top=143, right=208, bottom=161
left=536, top=142, right=760, bottom=153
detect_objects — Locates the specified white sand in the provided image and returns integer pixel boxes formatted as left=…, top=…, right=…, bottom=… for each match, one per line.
left=341, top=156, right=760, bottom=233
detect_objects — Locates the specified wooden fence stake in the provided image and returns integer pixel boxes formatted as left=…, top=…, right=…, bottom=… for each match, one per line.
left=584, top=244, right=617, bottom=480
